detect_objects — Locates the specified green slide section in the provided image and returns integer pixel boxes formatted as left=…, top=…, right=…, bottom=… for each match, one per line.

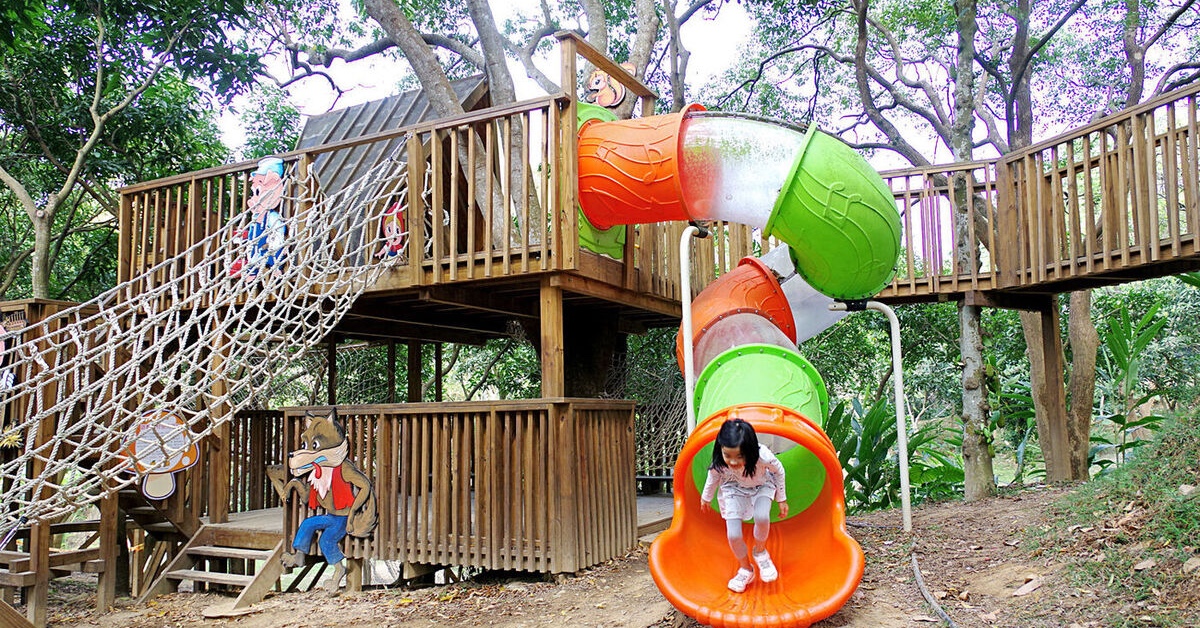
left=694, top=344, right=829, bottom=425
left=576, top=103, right=626, bottom=259
left=690, top=439, right=826, bottom=521
left=765, top=126, right=902, bottom=300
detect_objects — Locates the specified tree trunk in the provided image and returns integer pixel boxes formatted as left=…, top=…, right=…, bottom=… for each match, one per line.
left=363, top=0, right=511, bottom=247
left=953, top=0, right=995, bottom=501
left=960, top=303, right=995, bottom=500
left=1065, top=289, right=1098, bottom=479
left=31, top=213, right=52, bottom=298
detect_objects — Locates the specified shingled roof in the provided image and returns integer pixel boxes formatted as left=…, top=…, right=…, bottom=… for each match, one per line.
left=296, top=75, right=489, bottom=196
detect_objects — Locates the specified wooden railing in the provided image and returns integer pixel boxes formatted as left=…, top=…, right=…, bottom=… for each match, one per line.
left=225, top=409, right=286, bottom=514
left=877, top=161, right=1004, bottom=301
left=876, top=83, right=1200, bottom=300
left=1001, top=85, right=1200, bottom=289
left=280, top=400, right=636, bottom=574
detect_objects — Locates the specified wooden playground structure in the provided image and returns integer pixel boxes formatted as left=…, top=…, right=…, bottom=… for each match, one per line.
left=4, top=32, right=1200, bottom=626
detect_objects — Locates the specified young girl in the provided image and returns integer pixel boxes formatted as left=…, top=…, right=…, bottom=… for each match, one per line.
left=700, top=418, right=789, bottom=592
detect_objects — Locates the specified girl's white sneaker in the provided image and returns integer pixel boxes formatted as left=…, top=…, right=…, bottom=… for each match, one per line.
left=753, top=550, right=778, bottom=582
left=727, top=567, right=755, bottom=592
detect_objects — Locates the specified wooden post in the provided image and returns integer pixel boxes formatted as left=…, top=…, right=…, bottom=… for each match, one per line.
left=25, top=302, right=58, bottom=627
left=27, top=521, right=50, bottom=626
left=994, top=158, right=1021, bottom=288
left=540, top=278, right=564, bottom=398
left=407, top=134, right=427, bottom=286
left=1030, top=297, right=1072, bottom=482
left=96, top=489, right=119, bottom=610
left=551, top=401, right=578, bottom=572
left=208, top=334, right=232, bottom=524
left=407, top=341, right=423, bottom=402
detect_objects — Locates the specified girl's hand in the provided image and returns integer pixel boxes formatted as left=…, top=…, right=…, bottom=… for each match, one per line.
left=700, top=500, right=712, bottom=513
left=778, top=501, right=789, bottom=518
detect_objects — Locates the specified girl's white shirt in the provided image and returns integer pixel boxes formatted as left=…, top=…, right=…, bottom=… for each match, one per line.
left=700, top=444, right=787, bottom=503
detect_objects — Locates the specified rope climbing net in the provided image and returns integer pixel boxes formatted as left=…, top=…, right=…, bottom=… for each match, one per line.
left=0, top=142, right=422, bottom=538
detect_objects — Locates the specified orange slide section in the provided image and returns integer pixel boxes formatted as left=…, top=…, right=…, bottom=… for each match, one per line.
left=649, top=404, right=864, bottom=628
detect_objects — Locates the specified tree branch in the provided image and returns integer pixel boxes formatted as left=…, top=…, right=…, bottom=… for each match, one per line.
left=1144, top=0, right=1199, bottom=50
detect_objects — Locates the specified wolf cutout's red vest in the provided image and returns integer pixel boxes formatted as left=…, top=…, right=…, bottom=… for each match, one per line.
left=309, top=465, right=354, bottom=510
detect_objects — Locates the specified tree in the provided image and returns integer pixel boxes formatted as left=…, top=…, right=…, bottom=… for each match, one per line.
left=0, top=0, right=258, bottom=298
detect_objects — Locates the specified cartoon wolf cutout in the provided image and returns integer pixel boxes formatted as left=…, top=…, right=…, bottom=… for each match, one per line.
left=282, top=409, right=377, bottom=594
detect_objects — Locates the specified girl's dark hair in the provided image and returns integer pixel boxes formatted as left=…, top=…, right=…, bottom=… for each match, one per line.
left=710, top=418, right=759, bottom=478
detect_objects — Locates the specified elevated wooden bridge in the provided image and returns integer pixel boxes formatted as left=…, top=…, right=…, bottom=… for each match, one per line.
left=4, top=32, right=1199, bottom=627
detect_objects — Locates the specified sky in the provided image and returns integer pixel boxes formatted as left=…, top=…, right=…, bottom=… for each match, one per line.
left=220, top=3, right=752, bottom=152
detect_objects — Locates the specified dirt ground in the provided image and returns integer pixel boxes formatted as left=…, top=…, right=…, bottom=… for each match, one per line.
left=36, top=485, right=1193, bottom=627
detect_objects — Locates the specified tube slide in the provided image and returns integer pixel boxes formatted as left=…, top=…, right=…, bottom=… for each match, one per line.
left=575, top=105, right=900, bottom=627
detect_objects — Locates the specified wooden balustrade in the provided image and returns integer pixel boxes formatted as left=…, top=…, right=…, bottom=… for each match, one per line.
left=878, top=161, right=1004, bottom=301
left=279, top=400, right=636, bottom=574
left=1001, top=84, right=1200, bottom=289
left=117, top=82, right=1200, bottom=308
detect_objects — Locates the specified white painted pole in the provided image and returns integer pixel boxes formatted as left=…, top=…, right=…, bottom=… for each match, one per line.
left=680, top=225, right=701, bottom=433
left=829, top=300, right=912, bottom=532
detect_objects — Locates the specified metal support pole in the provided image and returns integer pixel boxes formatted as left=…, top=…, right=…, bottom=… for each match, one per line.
left=830, top=300, right=912, bottom=532
left=679, top=225, right=707, bottom=433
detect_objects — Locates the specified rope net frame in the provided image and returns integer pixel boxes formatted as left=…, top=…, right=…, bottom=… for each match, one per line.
left=0, top=143, right=422, bottom=538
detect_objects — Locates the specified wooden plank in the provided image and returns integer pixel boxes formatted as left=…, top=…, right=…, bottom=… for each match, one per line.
left=1142, top=112, right=1159, bottom=261
left=1166, top=104, right=1182, bottom=255
left=483, top=122, right=494, bottom=279
left=449, top=127, right=460, bottom=282
left=1188, top=96, right=1200, bottom=236
left=1117, top=122, right=1132, bottom=267
left=503, top=117, right=513, bottom=278
left=553, top=32, right=657, bottom=99
left=539, top=280, right=565, bottom=398
left=0, top=599, right=34, bottom=628
left=521, top=111, right=532, bottom=275
left=407, top=133, right=427, bottom=287
left=466, top=125, right=479, bottom=280
left=1082, top=135, right=1097, bottom=273
left=432, top=127, right=445, bottom=285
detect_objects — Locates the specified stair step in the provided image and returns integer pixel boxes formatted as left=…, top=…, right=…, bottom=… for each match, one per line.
left=126, top=507, right=162, bottom=516
left=187, top=546, right=275, bottom=561
left=166, top=569, right=256, bottom=587
left=141, top=522, right=178, bottom=533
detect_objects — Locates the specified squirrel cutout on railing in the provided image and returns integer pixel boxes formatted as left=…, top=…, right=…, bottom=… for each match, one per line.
left=583, top=62, right=635, bottom=108
left=281, top=409, right=377, bottom=595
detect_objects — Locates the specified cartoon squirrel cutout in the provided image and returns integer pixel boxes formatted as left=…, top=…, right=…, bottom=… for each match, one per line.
left=584, top=62, right=635, bottom=108
left=281, top=409, right=377, bottom=595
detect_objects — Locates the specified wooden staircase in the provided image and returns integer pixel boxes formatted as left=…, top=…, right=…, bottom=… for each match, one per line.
left=141, top=525, right=285, bottom=616
left=117, top=487, right=195, bottom=542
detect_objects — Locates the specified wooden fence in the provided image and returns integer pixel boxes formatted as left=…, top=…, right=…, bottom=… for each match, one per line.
left=280, top=399, right=636, bottom=574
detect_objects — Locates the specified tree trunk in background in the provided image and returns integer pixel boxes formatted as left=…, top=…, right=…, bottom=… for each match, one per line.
left=31, top=215, right=52, bottom=298
left=1066, top=289, right=1098, bottom=478
left=960, top=303, right=996, bottom=500
left=952, top=0, right=995, bottom=500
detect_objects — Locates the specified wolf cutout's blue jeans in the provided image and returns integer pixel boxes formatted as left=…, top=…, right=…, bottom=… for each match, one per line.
left=293, top=514, right=348, bottom=564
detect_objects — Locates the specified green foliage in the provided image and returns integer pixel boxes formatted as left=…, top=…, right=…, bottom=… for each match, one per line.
left=1041, top=414, right=1200, bottom=626
left=1092, top=299, right=1169, bottom=469
left=240, top=84, right=302, bottom=160
left=825, top=397, right=963, bottom=513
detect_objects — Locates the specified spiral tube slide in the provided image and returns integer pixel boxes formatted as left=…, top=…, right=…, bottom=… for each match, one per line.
left=575, top=107, right=899, bottom=626
left=651, top=252, right=862, bottom=627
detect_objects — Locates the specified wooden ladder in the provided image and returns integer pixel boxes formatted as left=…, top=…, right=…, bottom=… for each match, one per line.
left=140, top=525, right=285, bottom=616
